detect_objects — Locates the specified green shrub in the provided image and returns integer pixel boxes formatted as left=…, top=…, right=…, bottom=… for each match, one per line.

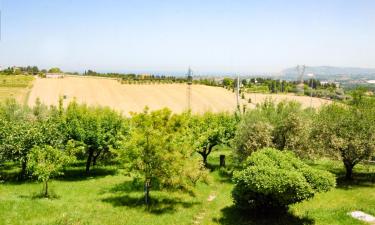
left=232, top=148, right=335, bottom=210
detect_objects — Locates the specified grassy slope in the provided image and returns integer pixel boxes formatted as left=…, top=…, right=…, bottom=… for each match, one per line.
left=0, top=150, right=374, bottom=225
left=0, top=75, right=34, bottom=103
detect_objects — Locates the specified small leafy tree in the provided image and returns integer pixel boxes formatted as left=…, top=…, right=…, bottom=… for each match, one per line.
left=233, top=100, right=311, bottom=161
left=312, top=103, right=375, bottom=180
left=272, top=111, right=311, bottom=157
left=232, top=148, right=335, bottom=210
left=27, top=145, right=73, bottom=197
left=233, top=120, right=273, bottom=160
left=0, top=99, right=64, bottom=179
left=64, top=101, right=126, bottom=174
left=118, top=108, right=206, bottom=205
left=48, top=67, right=62, bottom=73
left=191, top=112, right=237, bottom=165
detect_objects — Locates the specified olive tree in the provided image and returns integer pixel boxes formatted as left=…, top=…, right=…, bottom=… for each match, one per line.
left=312, top=103, right=375, bottom=180
left=233, top=100, right=311, bottom=161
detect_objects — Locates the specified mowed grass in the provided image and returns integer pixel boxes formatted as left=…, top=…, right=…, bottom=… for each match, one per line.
left=0, top=149, right=374, bottom=225
left=0, top=75, right=34, bottom=103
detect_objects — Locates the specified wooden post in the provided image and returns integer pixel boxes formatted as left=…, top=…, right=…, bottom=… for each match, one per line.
left=220, top=155, right=226, bottom=167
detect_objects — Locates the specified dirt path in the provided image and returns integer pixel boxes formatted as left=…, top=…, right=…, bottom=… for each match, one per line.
left=192, top=192, right=217, bottom=225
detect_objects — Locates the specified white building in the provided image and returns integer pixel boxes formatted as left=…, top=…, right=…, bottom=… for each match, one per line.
left=46, top=73, right=64, bottom=78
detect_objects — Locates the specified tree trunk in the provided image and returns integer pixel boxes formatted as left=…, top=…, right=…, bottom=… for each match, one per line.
left=44, top=180, right=48, bottom=197
left=198, top=144, right=216, bottom=167
left=202, top=154, right=208, bottom=165
left=144, top=179, right=151, bottom=209
left=220, top=155, right=226, bottom=167
left=19, top=159, right=27, bottom=180
left=344, top=162, right=354, bottom=180
left=92, top=150, right=101, bottom=166
left=86, top=149, right=94, bottom=175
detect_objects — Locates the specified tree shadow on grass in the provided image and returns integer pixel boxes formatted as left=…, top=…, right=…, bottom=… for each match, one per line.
left=336, top=172, right=375, bottom=189
left=102, top=194, right=199, bottom=214
left=101, top=180, right=200, bottom=214
left=213, top=206, right=314, bottom=225
left=56, top=167, right=117, bottom=181
left=18, top=187, right=61, bottom=200
left=307, top=161, right=375, bottom=189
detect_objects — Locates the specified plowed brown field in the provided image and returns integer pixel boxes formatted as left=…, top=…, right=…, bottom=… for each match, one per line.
left=28, top=76, right=331, bottom=115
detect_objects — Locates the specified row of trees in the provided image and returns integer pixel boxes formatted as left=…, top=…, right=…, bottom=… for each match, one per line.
left=0, top=66, right=65, bottom=76
left=0, top=99, right=237, bottom=199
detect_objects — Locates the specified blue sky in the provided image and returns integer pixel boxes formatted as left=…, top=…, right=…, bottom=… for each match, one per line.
left=0, top=0, right=374, bottom=74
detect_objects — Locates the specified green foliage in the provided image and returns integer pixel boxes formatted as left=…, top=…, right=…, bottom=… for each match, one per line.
left=64, top=101, right=127, bottom=174
left=0, top=99, right=65, bottom=179
left=233, top=120, right=273, bottom=159
left=0, top=75, right=34, bottom=88
left=232, top=148, right=336, bottom=210
left=27, top=145, right=73, bottom=196
left=312, top=103, right=375, bottom=179
left=190, top=112, right=237, bottom=164
left=222, top=78, right=234, bottom=88
left=118, top=108, right=207, bottom=197
left=27, top=145, right=72, bottom=181
left=233, top=100, right=311, bottom=161
left=48, top=67, right=63, bottom=73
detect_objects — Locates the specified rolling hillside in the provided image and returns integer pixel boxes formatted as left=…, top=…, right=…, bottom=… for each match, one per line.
left=28, top=76, right=331, bottom=115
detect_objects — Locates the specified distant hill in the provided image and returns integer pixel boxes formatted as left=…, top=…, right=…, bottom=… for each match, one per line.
left=281, top=66, right=375, bottom=80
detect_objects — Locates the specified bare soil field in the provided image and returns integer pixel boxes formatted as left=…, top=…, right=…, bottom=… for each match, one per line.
left=244, top=92, right=332, bottom=109
left=28, top=76, right=331, bottom=115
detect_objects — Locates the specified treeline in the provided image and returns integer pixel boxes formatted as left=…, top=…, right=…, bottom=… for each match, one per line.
left=222, top=77, right=343, bottom=98
left=1, top=66, right=41, bottom=75
left=83, top=70, right=188, bottom=84
left=0, top=66, right=66, bottom=76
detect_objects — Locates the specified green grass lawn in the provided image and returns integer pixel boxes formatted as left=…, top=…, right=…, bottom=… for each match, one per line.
left=0, top=75, right=34, bottom=103
left=1, top=149, right=374, bottom=225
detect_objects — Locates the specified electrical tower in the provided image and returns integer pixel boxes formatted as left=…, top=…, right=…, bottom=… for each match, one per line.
left=186, top=67, right=193, bottom=111
left=296, top=65, right=306, bottom=94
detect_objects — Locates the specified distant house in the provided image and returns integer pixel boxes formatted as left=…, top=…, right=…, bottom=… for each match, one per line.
left=46, top=73, right=64, bottom=78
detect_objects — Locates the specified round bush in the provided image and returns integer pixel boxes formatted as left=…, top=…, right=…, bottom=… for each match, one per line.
left=232, top=148, right=336, bottom=210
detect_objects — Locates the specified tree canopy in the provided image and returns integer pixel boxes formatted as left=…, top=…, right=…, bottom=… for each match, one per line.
left=312, top=102, right=375, bottom=179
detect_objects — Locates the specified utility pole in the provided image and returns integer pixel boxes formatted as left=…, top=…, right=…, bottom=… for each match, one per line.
left=296, top=65, right=306, bottom=95
left=307, top=73, right=314, bottom=108
left=254, top=78, right=257, bottom=104
left=236, top=74, right=240, bottom=111
left=186, top=67, right=193, bottom=111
